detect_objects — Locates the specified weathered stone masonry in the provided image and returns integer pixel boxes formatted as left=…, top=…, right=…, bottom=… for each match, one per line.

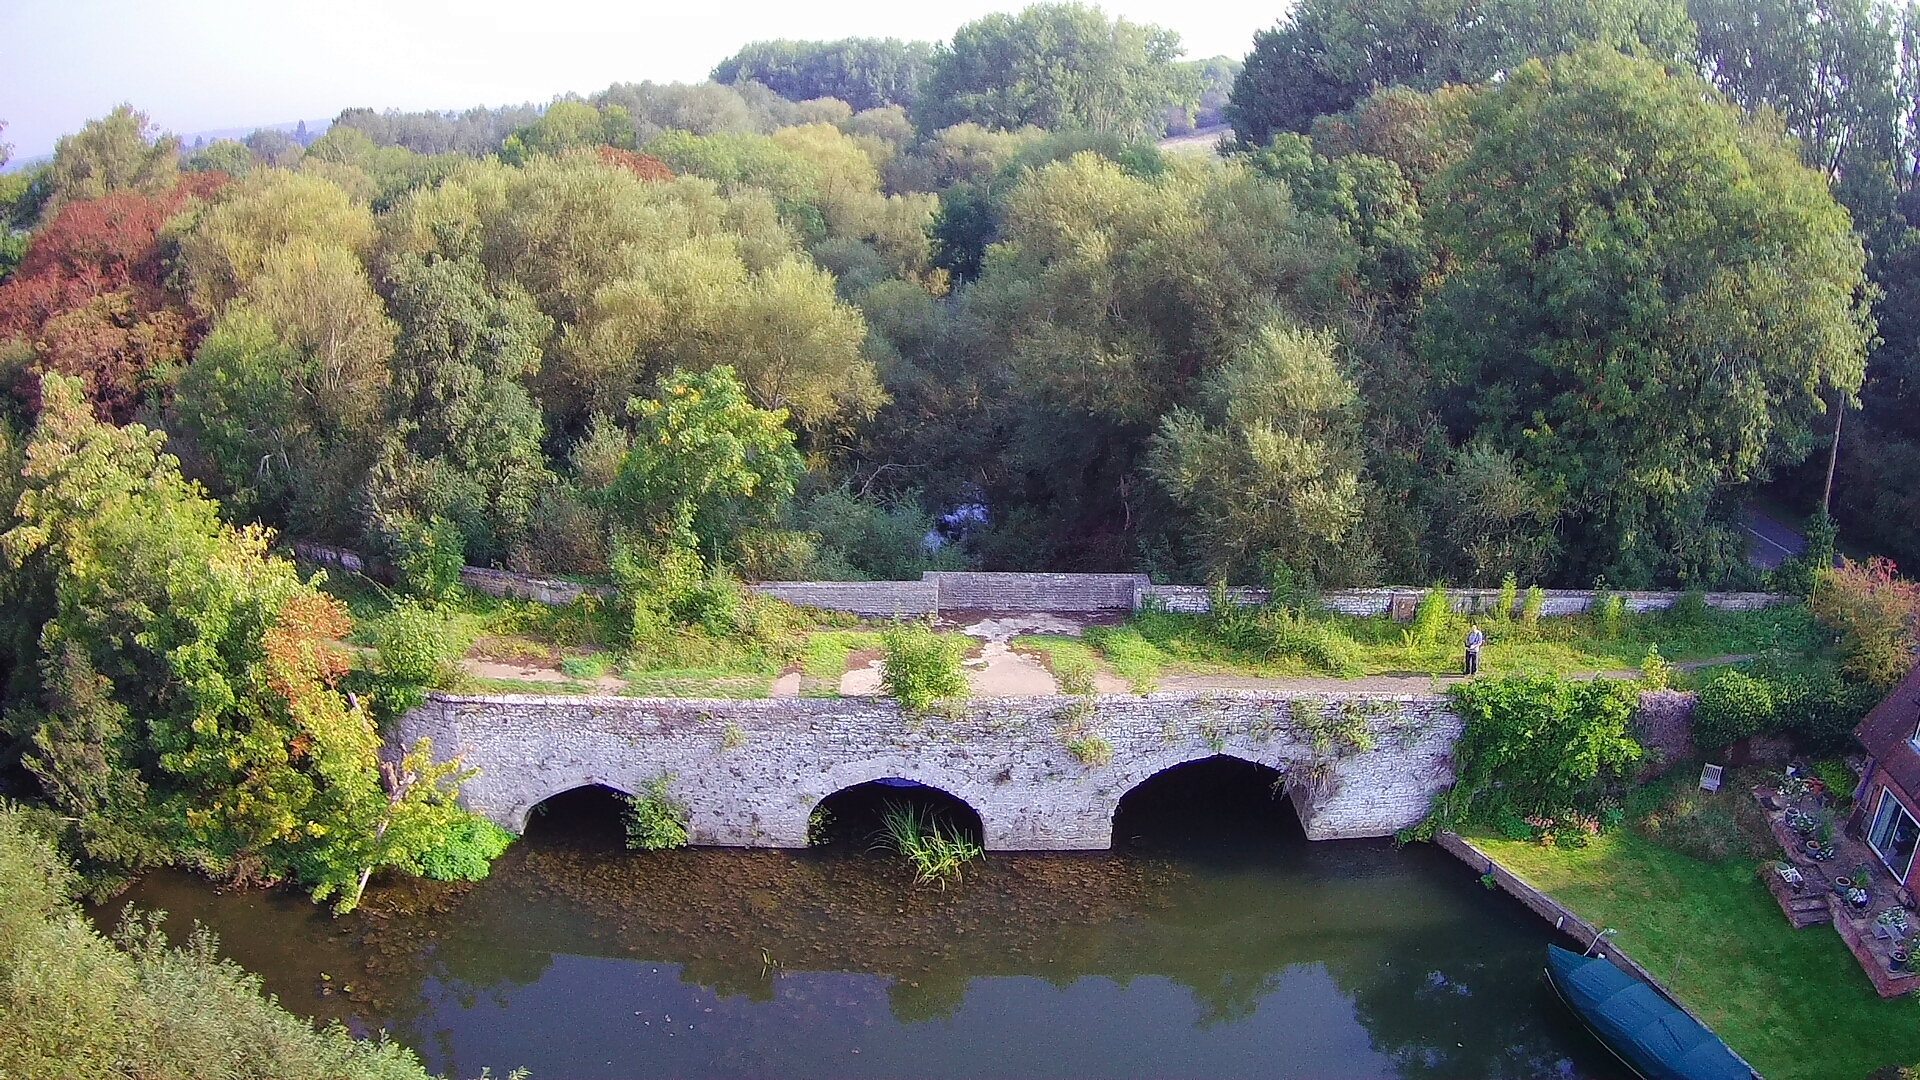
left=398, top=691, right=1464, bottom=849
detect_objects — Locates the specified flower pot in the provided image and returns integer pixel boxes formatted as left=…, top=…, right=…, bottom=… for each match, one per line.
left=1892, top=950, right=1909, bottom=973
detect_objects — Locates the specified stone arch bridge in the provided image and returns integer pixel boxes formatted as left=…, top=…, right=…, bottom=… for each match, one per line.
left=397, top=691, right=1464, bottom=849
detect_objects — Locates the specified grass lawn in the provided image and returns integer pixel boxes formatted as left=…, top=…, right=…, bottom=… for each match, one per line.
left=1466, top=827, right=1920, bottom=1080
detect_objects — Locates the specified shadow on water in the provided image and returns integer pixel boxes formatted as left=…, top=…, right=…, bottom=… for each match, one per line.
left=98, top=770, right=1633, bottom=1080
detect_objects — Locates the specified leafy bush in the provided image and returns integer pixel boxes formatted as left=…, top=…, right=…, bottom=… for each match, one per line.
left=1067, top=734, right=1113, bottom=766
left=1745, top=657, right=1879, bottom=755
left=1809, top=759, right=1858, bottom=809
left=1639, top=645, right=1673, bottom=690
left=1593, top=593, right=1625, bottom=639
left=0, top=806, right=435, bottom=1080
left=880, top=623, right=968, bottom=710
left=1409, top=584, right=1452, bottom=645
left=1520, top=585, right=1545, bottom=627
left=1665, top=590, right=1709, bottom=630
left=416, top=815, right=515, bottom=881
left=623, top=776, right=690, bottom=850
left=1431, top=674, right=1641, bottom=829
left=1691, top=669, right=1777, bottom=752
left=1495, top=573, right=1518, bottom=622
left=558, top=654, right=606, bottom=680
left=390, top=514, right=465, bottom=606
left=1811, top=556, right=1920, bottom=689
left=373, top=599, right=460, bottom=689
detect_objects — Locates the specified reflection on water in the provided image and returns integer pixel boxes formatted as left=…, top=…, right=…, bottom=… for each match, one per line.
left=98, top=764, right=1629, bottom=1079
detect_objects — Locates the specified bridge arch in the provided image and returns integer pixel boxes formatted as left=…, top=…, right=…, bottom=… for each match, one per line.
left=503, top=774, right=635, bottom=834
left=810, top=777, right=985, bottom=849
left=1109, top=753, right=1307, bottom=851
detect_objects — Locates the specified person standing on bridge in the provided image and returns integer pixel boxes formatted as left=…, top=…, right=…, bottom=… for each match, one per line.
left=1464, top=624, right=1485, bottom=676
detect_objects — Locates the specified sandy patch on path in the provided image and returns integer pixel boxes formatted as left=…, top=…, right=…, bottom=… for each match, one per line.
left=769, top=669, right=802, bottom=697
left=840, top=656, right=885, bottom=696
left=464, top=658, right=626, bottom=692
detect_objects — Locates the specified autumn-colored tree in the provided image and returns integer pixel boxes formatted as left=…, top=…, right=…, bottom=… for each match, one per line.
left=1811, top=556, right=1920, bottom=688
left=0, top=174, right=226, bottom=421
left=2, top=373, right=489, bottom=909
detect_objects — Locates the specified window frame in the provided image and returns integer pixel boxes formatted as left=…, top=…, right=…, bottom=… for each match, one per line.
left=1868, top=786, right=1920, bottom=883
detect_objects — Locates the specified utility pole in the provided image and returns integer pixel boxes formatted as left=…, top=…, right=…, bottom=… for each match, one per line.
left=1821, top=393, right=1844, bottom=517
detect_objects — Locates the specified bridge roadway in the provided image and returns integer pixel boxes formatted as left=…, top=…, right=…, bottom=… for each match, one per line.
left=397, top=690, right=1464, bottom=849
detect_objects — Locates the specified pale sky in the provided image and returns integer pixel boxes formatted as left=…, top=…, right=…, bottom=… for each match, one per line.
left=0, top=1, right=1284, bottom=160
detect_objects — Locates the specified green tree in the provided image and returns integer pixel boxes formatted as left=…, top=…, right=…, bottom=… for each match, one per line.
left=1419, top=47, right=1873, bottom=586
left=918, top=3, right=1198, bottom=138
left=173, top=237, right=395, bottom=536
left=966, top=152, right=1349, bottom=569
left=3, top=374, right=483, bottom=907
left=366, top=253, right=554, bottom=565
left=1690, top=0, right=1902, bottom=183
left=604, top=366, right=802, bottom=552
left=1227, top=0, right=1696, bottom=145
left=45, top=105, right=180, bottom=211
left=712, top=38, right=934, bottom=111
left=1147, top=322, right=1366, bottom=581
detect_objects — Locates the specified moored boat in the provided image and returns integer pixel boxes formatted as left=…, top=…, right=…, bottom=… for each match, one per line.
left=1545, top=945, right=1751, bottom=1080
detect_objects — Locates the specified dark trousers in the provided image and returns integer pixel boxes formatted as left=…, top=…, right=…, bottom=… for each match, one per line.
left=1465, top=648, right=1480, bottom=675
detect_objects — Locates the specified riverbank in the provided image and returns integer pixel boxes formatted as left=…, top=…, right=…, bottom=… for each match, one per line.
left=1454, top=825, right=1920, bottom=1080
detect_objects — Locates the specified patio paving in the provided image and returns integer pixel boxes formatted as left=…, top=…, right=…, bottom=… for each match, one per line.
left=1756, top=782, right=1920, bottom=998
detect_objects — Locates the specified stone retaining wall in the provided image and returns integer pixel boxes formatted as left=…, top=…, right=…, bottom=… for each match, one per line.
left=399, top=690, right=1463, bottom=849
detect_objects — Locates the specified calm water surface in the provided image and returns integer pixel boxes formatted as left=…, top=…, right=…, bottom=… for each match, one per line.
left=98, top=767, right=1629, bottom=1080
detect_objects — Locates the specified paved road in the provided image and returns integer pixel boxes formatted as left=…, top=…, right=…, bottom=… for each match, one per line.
left=1746, top=508, right=1805, bottom=570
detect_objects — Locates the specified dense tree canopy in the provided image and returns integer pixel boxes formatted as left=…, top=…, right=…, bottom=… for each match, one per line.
left=918, top=4, right=1198, bottom=138
left=712, top=38, right=934, bottom=112
left=1419, top=47, right=1872, bottom=586
left=1227, top=0, right=1696, bottom=145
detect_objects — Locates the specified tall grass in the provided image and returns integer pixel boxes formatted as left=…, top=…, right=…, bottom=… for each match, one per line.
left=877, top=802, right=981, bottom=886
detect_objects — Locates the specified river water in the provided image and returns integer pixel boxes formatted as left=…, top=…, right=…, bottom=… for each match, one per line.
left=97, top=764, right=1629, bottom=1079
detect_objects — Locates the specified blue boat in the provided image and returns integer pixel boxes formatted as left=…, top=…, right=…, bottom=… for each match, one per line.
left=1545, top=945, right=1752, bottom=1080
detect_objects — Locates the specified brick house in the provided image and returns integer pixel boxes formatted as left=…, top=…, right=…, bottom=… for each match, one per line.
left=1852, top=665, right=1920, bottom=890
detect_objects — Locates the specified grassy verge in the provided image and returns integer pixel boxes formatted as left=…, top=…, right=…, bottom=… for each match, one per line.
left=1011, top=634, right=1106, bottom=694
left=1465, top=826, right=1920, bottom=1080
left=800, top=630, right=884, bottom=697
left=1099, top=603, right=1821, bottom=680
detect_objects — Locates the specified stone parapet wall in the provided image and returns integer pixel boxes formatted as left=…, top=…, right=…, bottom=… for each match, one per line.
left=923, top=571, right=1148, bottom=612
left=751, top=580, right=938, bottom=616
left=459, top=567, right=617, bottom=606
left=399, top=690, right=1463, bottom=850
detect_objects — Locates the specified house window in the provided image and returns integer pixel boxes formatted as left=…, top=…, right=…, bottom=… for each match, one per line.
left=1868, top=787, right=1920, bottom=882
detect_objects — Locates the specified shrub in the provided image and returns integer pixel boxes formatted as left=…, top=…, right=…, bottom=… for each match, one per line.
left=558, top=654, right=606, bottom=680
left=1811, top=556, right=1920, bottom=689
left=1067, top=734, right=1113, bottom=766
left=1520, top=585, right=1545, bottom=627
left=1691, top=669, right=1777, bottom=752
left=1495, top=573, right=1518, bottom=622
left=1665, top=590, right=1709, bottom=630
left=390, top=514, right=465, bottom=606
left=880, top=623, right=969, bottom=710
left=374, top=600, right=459, bottom=689
left=623, top=776, right=690, bottom=850
left=0, top=806, right=435, bottom=1080
left=1809, top=759, right=1858, bottom=809
left=416, top=816, right=515, bottom=881
left=1434, top=673, right=1641, bottom=827
left=1409, top=584, right=1452, bottom=646
left=1639, top=645, right=1673, bottom=690
left=1593, top=592, right=1625, bottom=639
